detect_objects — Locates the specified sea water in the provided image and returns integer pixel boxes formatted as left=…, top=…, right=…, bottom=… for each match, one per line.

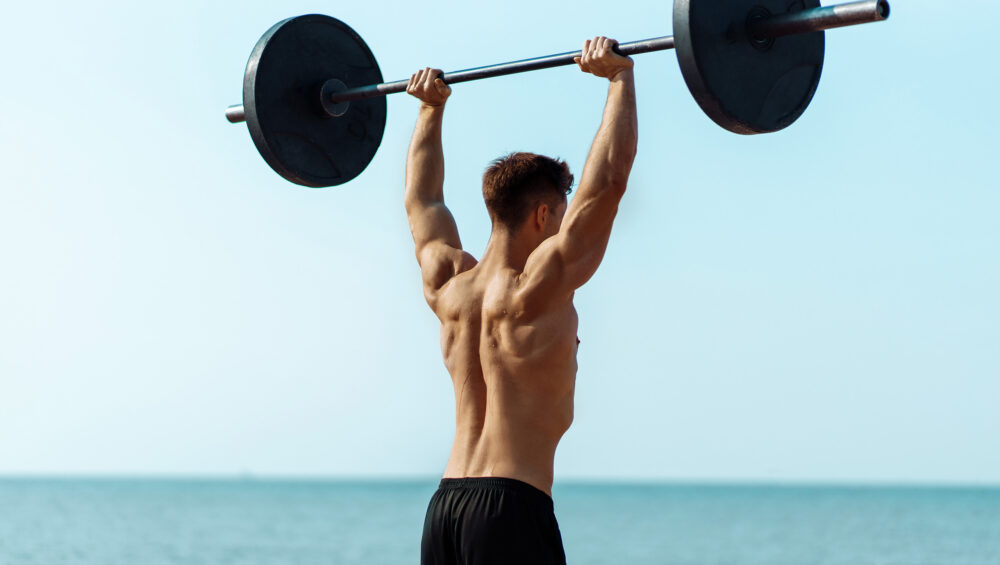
left=0, top=479, right=997, bottom=564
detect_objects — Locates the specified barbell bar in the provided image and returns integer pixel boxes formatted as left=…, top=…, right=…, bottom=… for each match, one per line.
left=226, top=0, right=890, bottom=187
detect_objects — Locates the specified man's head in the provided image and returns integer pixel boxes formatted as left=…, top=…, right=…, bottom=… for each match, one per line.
left=482, top=152, right=573, bottom=239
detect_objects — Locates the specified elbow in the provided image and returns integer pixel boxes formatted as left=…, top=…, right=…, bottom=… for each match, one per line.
left=618, top=153, right=637, bottom=193
left=591, top=164, right=631, bottom=199
left=607, top=158, right=634, bottom=198
left=607, top=145, right=636, bottom=194
left=403, top=194, right=420, bottom=215
left=623, top=139, right=638, bottom=171
left=403, top=200, right=419, bottom=219
left=403, top=191, right=435, bottom=215
left=608, top=179, right=628, bottom=199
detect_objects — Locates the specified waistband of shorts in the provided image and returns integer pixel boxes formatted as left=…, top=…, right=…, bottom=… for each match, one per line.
left=438, top=477, right=553, bottom=508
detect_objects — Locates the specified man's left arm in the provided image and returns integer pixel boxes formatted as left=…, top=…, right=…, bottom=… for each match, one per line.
left=405, top=68, right=475, bottom=308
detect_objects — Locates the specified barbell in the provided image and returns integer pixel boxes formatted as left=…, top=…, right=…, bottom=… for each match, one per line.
left=226, top=0, right=890, bottom=188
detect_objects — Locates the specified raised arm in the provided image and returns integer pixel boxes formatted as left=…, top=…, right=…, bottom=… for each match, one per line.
left=521, top=37, right=638, bottom=299
left=405, top=68, right=476, bottom=308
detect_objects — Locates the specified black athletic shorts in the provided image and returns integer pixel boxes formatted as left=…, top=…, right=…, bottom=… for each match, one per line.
left=421, top=477, right=567, bottom=565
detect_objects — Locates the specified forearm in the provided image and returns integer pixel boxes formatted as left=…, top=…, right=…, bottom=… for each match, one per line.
left=583, top=69, right=638, bottom=191
left=405, top=104, right=446, bottom=209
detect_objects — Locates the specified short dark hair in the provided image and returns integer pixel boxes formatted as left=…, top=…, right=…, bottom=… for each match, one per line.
left=482, top=152, right=573, bottom=231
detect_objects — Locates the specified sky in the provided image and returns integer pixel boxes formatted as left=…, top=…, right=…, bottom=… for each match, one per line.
left=0, top=0, right=997, bottom=484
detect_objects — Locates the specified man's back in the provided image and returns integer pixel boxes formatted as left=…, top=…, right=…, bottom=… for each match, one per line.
left=404, top=37, right=637, bottom=564
left=435, top=256, right=579, bottom=495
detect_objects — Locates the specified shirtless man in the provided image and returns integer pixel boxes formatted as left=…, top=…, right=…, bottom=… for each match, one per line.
left=404, top=36, right=637, bottom=565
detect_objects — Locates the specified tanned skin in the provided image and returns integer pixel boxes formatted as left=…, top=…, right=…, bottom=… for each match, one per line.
left=404, top=37, right=637, bottom=496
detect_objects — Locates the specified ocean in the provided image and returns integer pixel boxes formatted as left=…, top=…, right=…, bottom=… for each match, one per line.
left=0, top=479, right=997, bottom=564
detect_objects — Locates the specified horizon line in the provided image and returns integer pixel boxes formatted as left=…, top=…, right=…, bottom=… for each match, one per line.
left=1, top=473, right=997, bottom=489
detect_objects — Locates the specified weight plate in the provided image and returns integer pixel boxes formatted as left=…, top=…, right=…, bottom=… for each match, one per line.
left=674, top=0, right=824, bottom=134
left=243, top=15, right=386, bottom=187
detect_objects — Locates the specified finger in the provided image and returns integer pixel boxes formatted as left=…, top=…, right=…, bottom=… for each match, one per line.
left=426, top=68, right=442, bottom=88
left=422, top=69, right=435, bottom=91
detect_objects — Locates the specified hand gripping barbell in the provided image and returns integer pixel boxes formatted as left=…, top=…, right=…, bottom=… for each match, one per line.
left=225, top=0, right=890, bottom=188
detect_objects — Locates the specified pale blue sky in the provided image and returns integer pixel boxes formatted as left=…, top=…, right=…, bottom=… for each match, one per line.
left=0, top=0, right=996, bottom=483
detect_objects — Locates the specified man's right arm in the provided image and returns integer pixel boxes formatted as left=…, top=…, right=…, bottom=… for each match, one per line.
left=521, top=37, right=638, bottom=299
left=404, top=68, right=476, bottom=310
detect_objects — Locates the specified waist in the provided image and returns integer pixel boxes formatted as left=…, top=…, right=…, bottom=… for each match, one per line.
left=436, top=476, right=554, bottom=508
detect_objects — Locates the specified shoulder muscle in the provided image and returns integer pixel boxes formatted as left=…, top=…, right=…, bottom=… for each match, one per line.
left=419, top=242, right=476, bottom=306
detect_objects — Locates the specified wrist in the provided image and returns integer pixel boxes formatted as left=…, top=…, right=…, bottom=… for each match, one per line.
left=420, top=101, right=446, bottom=111
left=609, top=66, right=634, bottom=83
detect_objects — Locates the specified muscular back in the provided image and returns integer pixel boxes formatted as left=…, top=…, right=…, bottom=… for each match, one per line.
left=403, top=44, right=636, bottom=496
left=433, top=261, right=579, bottom=494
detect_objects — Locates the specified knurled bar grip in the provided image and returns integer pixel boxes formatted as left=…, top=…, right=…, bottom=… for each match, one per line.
left=324, top=36, right=678, bottom=105
left=225, top=0, right=889, bottom=124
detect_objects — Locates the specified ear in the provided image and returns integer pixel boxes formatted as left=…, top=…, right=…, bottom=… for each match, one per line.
left=534, top=203, right=550, bottom=231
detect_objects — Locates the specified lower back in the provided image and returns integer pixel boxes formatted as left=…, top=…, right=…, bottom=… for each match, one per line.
left=444, top=359, right=577, bottom=495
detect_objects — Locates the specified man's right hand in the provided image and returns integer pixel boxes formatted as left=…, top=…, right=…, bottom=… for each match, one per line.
left=406, top=67, right=452, bottom=107
left=573, top=36, right=634, bottom=80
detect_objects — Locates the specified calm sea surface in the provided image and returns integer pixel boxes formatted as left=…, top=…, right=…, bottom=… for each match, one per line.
left=0, top=479, right=997, bottom=564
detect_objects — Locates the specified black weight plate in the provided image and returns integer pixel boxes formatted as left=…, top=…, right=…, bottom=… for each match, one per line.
left=674, top=0, right=824, bottom=134
left=243, top=15, right=386, bottom=187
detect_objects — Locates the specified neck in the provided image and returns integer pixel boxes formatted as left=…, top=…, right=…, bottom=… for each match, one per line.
left=481, top=226, right=536, bottom=271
